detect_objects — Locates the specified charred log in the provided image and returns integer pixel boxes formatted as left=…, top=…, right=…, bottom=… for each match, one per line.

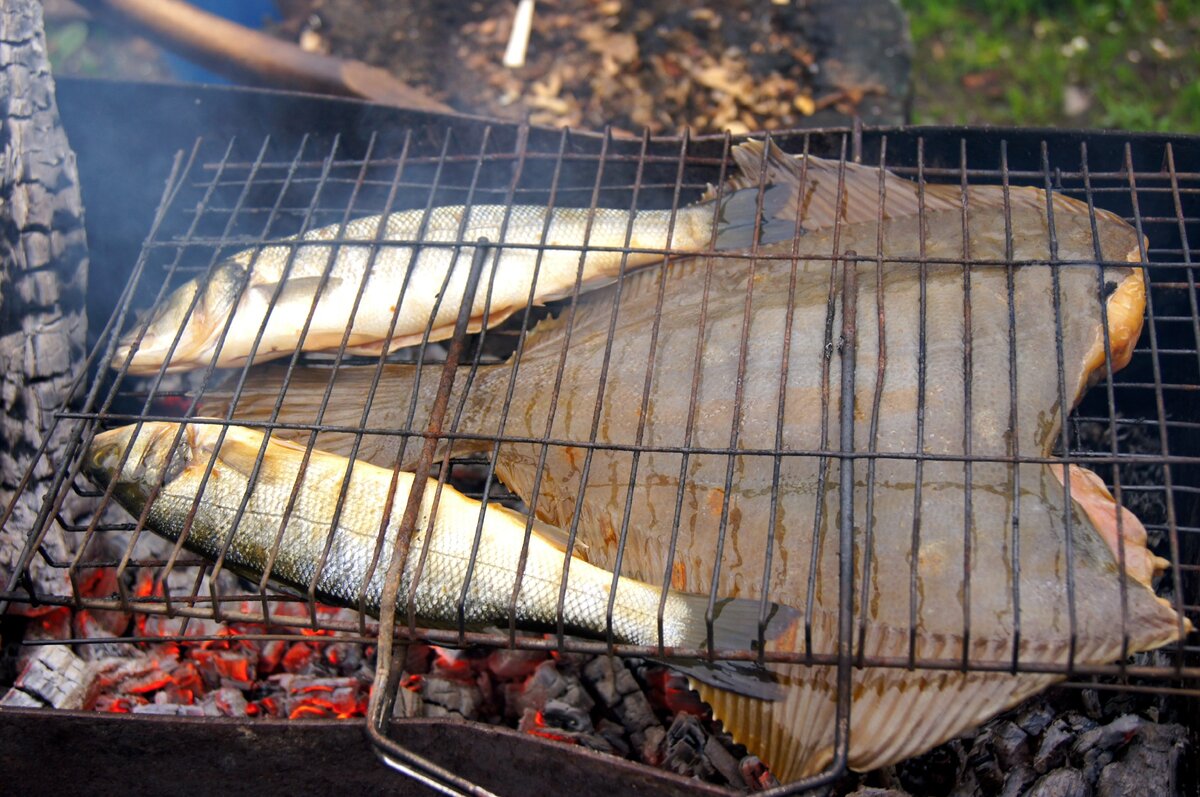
left=0, top=0, right=89, bottom=598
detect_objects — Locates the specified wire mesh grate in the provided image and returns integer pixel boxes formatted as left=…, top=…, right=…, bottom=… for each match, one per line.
left=1, top=125, right=1198, bottom=794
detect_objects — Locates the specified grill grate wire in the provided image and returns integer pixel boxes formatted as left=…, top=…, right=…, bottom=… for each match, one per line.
left=1, top=125, right=1198, bottom=795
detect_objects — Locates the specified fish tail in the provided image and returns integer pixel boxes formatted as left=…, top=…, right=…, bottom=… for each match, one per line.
left=709, top=139, right=807, bottom=252
left=197, top=364, right=488, bottom=469
left=662, top=594, right=801, bottom=702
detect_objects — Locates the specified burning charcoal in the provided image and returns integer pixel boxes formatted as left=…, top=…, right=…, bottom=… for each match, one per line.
left=486, top=647, right=546, bottom=681
left=11, top=645, right=92, bottom=709
left=322, top=641, right=363, bottom=674
left=420, top=673, right=483, bottom=720
left=542, top=699, right=593, bottom=733
left=200, top=686, right=249, bottom=717
left=739, top=756, right=780, bottom=791
left=504, top=659, right=567, bottom=719
left=392, top=676, right=424, bottom=719
left=429, top=647, right=476, bottom=682
left=258, top=639, right=287, bottom=672
left=1095, top=723, right=1188, bottom=797
left=999, top=766, right=1037, bottom=797
left=1069, top=714, right=1141, bottom=762
left=280, top=642, right=319, bottom=674
left=1026, top=768, right=1089, bottom=797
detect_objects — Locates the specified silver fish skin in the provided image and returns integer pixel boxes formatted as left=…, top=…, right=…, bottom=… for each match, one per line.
left=113, top=144, right=789, bottom=375
left=84, top=421, right=797, bottom=698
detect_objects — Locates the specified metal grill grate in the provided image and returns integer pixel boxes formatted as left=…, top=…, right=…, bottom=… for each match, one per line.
left=2, top=125, right=1199, bottom=794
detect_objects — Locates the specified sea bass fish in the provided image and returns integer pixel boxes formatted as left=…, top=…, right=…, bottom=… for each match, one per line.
left=83, top=421, right=798, bottom=698
left=210, top=143, right=1191, bottom=780
left=113, top=144, right=797, bottom=375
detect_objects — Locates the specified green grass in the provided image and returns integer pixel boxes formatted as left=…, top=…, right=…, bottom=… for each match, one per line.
left=901, top=0, right=1200, bottom=132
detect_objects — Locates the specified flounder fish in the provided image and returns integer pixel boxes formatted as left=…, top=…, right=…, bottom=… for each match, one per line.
left=208, top=142, right=1191, bottom=780
left=84, top=421, right=800, bottom=699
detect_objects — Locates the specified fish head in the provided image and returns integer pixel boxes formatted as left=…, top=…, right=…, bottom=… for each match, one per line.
left=112, top=262, right=247, bottom=375
left=84, top=422, right=201, bottom=507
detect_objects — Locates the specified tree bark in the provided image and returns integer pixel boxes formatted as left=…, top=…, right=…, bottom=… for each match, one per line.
left=0, top=0, right=90, bottom=600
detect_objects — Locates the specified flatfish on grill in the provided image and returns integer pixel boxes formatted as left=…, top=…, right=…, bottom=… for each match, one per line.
left=209, top=142, right=1189, bottom=781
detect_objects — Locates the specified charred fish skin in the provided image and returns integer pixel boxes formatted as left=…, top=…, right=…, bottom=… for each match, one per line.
left=84, top=421, right=798, bottom=699
left=113, top=145, right=801, bottom=375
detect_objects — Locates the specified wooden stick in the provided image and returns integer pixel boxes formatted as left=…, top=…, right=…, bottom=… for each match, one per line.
left=78, top=0, right=455, bottom=113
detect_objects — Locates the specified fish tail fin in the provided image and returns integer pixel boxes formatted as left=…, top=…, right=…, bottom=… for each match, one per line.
left=196, top=364, right=487, bottom=468
left=707, top=139, right=806, bottom=252
left=709, top=138, right=965, bottom=252
left=661, top=594, right=802, bottom=702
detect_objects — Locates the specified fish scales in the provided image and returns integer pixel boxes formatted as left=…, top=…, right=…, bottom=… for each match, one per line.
left=210, top=143, right=1188, bottom=780
left=85, top=422, right=801, bottom=700
left=114, top=141, right=804, bottom=374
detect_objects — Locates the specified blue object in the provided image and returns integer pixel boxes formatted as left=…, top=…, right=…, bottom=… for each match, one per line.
left=163, top=0, right=282, bottom=85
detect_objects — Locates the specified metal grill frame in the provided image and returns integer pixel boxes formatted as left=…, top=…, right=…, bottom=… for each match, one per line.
left=2, top=122, right=1199, bottom=795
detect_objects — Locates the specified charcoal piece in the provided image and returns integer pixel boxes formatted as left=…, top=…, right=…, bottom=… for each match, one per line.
left=640, top=724, right=667, bottom=765
left=391, top=679, right=423, bottom=719
left=504, top=659, right=567, bottom=719
left=12, top=645, right=91, bottom=709
left=1095, top=723, right=1188, bottom=797
left=1079, top=748, right=1114, bottom=786
left=1080, top=689, right=1103, bottom=719
left=992, top=720, right=1032, bottom=770
left=131, top=703, right=205, bottom=717
left=846, top=790, right=910, bottom=797
left=664, top=714, right=718, bottom=781
left=1034, top=718, right=1077, bottom=773
left=596, top=718, right=631, bottom=758
left=700, top=732, right=744, bottom=787
left=1026, top=768, right=1090, bottom=797
left=420, top=674, right=483, bottom=720
left=896, top=741, right=964, bottom=797
left=486, top=648, right=546, bottom=681
left=0, top=688, right=44, bottom=708
left=946, top=767, right=983, bottom=797
left=542, top=699, right=593, bottom=734
left=999, top=766, right=1037, bottom=797
left=1018, top=702, right=1058, bottom=738
left=583, top=655, right=637, bottom=708
left=965, top=738, right=1004, bottom=793
left=1070, top=714, right=1141, bottom=762
left=200, top=687, right=249, bottom=717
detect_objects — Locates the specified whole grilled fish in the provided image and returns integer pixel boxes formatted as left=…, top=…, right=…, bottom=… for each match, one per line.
left=83, top=421, right=798, bottom=699
left=113, top=144, right=796, bottom=375
left=211, top=143, right=1191, bottom=780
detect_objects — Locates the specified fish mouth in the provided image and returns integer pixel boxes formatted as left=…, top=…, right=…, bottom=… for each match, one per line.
left=83, top=427, right=136, bottom=489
